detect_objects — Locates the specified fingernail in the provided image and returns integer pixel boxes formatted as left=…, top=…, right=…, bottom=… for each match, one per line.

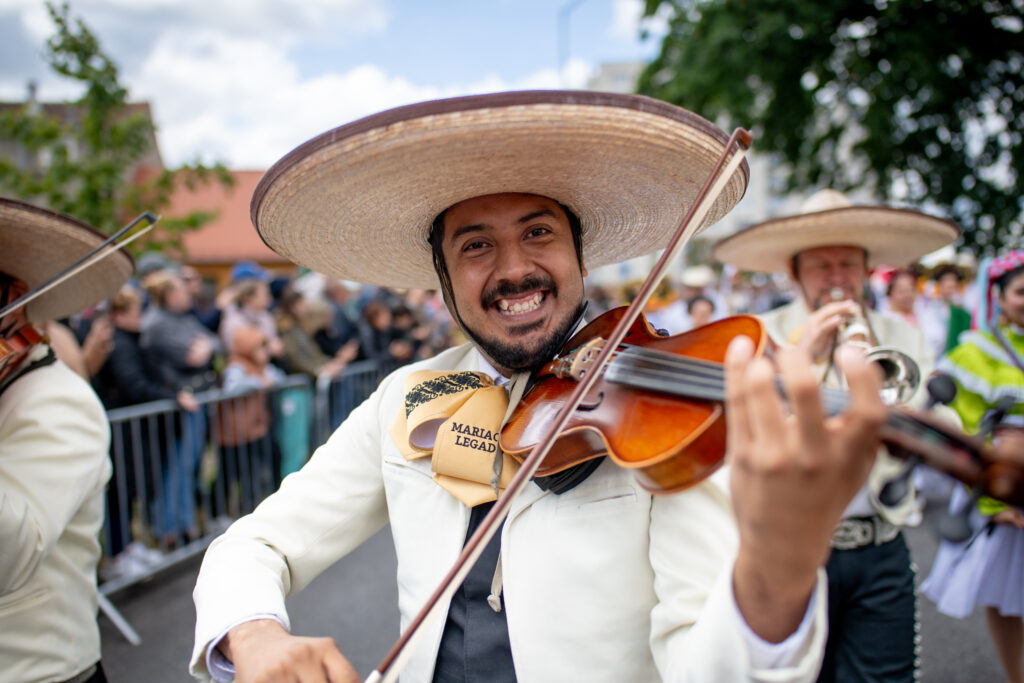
left=726, top=335, right=754, bottom=362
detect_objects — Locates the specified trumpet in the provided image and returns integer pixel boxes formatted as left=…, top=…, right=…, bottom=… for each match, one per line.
left=828, top=287, right=921, bottom=405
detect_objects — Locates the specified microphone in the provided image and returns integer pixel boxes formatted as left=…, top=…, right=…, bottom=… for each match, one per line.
left=878, top=373, right=958, bottom=507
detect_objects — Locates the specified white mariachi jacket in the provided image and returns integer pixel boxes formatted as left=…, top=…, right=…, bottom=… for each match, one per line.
left=191, top=342, right=828, bottom=682
left=0, top=347, right=111, bottom=683
left=758, top=298, right=937, bottom=524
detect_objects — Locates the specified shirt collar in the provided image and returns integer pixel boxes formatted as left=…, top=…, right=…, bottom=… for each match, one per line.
left=475, top=351, right=508, bottom=385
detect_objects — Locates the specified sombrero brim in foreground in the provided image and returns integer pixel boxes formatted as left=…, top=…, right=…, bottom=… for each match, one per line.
left=251, top=90, right=749, bottom=290
left=0, top=198, right=134, bottom=323
left=712, top=205, right=959, bottom=274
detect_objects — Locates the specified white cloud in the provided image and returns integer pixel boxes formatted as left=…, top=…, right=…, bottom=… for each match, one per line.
left=3, top=0, right=625, bottom=170
left=609, top=0, right=668, bottom=42
left=55, top=0, right=388, bottom=42
left=9, top=2, right=54, bottom=44
left=134, top=21, right=597, bottom=169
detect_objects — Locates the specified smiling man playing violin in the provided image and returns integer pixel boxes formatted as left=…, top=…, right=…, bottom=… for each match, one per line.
left=714, top=189, right=959, bottom=683
left=192, top=92, right=893, bottom=683
left=0, top=198, right=134, bottom=683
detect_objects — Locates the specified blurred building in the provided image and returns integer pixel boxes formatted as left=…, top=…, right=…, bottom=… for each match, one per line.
left=0, top=81, right=164, bottom=192
left=1, top=81, right=289, bottom=287
left=173, top=169, right=290, bottom=287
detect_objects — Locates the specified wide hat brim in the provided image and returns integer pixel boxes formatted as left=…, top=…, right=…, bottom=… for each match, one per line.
left=712, top=205, right=959, bottom=274
left=0, top=198, right=134, bottom=323
left=251, top=90, right=749, bottom=290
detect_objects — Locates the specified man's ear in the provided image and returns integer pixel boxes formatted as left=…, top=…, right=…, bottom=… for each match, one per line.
left=581, top=266, right=589, bottom=277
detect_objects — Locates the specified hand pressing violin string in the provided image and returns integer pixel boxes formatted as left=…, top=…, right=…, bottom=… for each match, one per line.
left=725, top=335, right=886, bottom=643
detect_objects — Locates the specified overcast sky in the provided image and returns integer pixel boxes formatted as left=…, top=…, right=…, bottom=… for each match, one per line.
left=0, top=0, right=667, bottom=169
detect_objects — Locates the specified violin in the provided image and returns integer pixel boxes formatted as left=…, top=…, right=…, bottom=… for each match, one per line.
left=0, top=325, right=45, bottom=386
left=501, top=305, right=1024, bottom=506
left=501, top=307, right=762, bottom=493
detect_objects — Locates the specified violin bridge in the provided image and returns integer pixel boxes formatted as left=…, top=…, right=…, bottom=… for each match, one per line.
left=553, top=337, right=605, bottom=380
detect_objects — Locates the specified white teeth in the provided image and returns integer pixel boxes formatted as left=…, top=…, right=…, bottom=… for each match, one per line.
left=497, top=293, right=543, bottom=314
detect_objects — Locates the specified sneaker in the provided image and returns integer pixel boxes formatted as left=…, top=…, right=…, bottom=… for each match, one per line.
left=124, top=541, right=165, bottom=566
left=99, top=553, right=150, bottom=582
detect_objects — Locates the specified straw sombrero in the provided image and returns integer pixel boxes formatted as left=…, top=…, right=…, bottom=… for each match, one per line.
left=0, top=198, right=134, bottom=323
left=251, top=90, right=750, bottom=289
left=712, top=189, right=959, bottom=274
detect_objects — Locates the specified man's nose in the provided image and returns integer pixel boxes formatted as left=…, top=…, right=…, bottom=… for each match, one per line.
left=823, top=266, right=846, bottom=284
left=494, top=243, right=536, bottom=281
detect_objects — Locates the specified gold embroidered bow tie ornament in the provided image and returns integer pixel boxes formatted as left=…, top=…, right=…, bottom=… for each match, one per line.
left=389, top=370, right=521, bottom=507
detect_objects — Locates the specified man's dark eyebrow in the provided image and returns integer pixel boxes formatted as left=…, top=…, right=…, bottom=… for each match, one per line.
left=448, top=223, right=486, bottom=244
left=447, top=209, right=559, bottom=245
left=517, top=209, right=557, bottom=224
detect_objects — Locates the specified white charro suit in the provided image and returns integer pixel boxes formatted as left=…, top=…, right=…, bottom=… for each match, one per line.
left=191, top=342, right=828, bottom=682
left=0, top=347, right=111, bottom=683
left=757, top=298, right=936, bottom=522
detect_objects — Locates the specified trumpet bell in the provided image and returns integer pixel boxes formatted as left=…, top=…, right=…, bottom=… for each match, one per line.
left=865, top=346, right=921, bottom=405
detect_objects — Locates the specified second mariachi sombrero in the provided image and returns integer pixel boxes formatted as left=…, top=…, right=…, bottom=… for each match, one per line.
left=712, top=189, right=960, bottom=273
left=0, top=198, right=134, bottom=323
left=251, top=90, right=750, bottom=290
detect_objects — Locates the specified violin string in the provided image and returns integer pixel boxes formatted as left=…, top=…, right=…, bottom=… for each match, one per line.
left=587, top=342, right=968, bottom=456
left=608, top=343, right=854, bottom=416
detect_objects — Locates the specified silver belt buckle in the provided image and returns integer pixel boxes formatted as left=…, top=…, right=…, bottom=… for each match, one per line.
left=831, top=518, right=874, bottom=550
left=874, top=516, right=899, bottom=545
left=831, top=516, right=899, bottom=550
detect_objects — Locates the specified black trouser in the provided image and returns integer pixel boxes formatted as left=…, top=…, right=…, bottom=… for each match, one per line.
left=817, top=532, right=917, bottom=683
left=60, top=662, right=107, bottom=683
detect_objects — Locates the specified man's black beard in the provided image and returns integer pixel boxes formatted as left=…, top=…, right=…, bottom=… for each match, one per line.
left=461, top=276, right=586, bottom=373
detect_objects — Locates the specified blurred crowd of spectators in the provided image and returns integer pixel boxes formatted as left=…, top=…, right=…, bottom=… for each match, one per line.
left=591, top=257, right=979, bottom=362
left=64, top=256, right=463, bottom=405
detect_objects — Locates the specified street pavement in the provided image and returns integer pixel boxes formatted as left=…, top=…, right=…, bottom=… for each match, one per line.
left=100, top=500, right=1006, bottom=682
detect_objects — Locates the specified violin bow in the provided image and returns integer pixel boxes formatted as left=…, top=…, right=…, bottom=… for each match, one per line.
left=366, top=128, right=752, bottom=683
left=0, top=211, right=160, bottom=320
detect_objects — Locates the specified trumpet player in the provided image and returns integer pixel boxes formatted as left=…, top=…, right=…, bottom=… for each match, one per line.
left=714, top=189, right=958, bottom=683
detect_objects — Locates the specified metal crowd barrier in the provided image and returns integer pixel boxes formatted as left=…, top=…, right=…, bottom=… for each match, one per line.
left=98, top=360, right=394, bottom=644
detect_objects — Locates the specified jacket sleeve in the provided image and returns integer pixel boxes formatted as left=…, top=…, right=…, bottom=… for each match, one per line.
left=190, top=374, right=394, bottom=681
left=649, top=469, right=828, bottom=682
left=281, top=327, right=332, bottom=378
left=106, top=332, right=177, bottom=404
left=0, top=362, right=110, bottom=594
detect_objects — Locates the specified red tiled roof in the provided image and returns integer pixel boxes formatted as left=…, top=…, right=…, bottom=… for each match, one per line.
left=174, top=169, right=289, bottom=264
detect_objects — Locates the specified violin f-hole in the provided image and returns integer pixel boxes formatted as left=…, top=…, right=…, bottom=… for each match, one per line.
left=576, top=390, right=604, bottom=411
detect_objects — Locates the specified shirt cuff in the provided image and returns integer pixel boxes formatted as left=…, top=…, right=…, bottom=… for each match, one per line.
left=205, top=613, right=286, bottom=682
left=735, top=585, right=818, bottom=669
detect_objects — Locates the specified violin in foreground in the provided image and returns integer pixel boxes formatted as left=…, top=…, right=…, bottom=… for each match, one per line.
left=500, top=305, right=1023, bottom=507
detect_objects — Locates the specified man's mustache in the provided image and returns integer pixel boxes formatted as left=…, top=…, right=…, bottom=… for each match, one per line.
left=481, top=276, right=557, bottom=309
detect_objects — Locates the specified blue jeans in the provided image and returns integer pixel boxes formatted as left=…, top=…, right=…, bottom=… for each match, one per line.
left=818, top=531, right=917, bottom=682
left=155, top=409, right=206, bottom=540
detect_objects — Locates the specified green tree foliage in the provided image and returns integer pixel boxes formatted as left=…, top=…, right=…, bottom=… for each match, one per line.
left=638, top=0, right=1023, bottom=257
left=0, top=2, right=232, bottom=256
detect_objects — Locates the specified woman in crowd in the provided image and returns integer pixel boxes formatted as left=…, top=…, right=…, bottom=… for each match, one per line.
left=921, top=249, right=1024, bottom=683
left=884, top=268, right=922, bottom=327
left=93, top=285, right=200, bottom=574
left=219, top=277, right=284, bottom=359
left=356, top=299, right=412, bottom=364
left=686, top=294, right=716, bottom=330
left=215, top=325, right=285, bottom=517
left=275, top=284, right=356, bottom=381
left=140, top=270, right=223, bottom=548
